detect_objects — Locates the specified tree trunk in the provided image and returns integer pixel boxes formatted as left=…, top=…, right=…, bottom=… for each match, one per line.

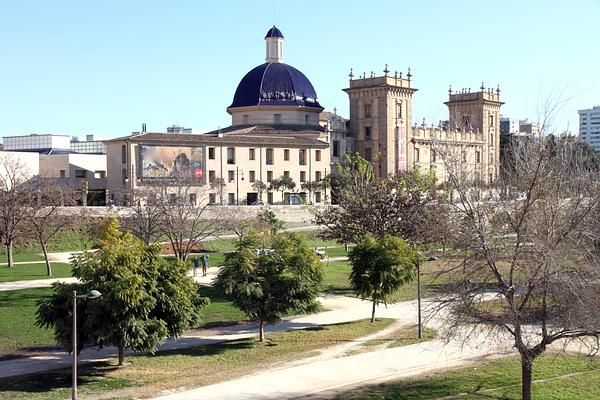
left=521, top=357, right=533, bottom=400
left=259, top=320, right=265, bottom=342
left=371, top=299, right=376, bottom=323
left=118, top=344, right=125, bottom=366
left=6, top=241, right=13, bottom=268
left=41, top=242, right=52, bottom=276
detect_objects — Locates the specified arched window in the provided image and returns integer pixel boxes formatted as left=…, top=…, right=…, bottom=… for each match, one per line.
left=121, top=144, right=126, bottom=164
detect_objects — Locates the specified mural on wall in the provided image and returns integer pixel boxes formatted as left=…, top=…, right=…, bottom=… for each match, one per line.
left=139, top=145, right=204, bottom=184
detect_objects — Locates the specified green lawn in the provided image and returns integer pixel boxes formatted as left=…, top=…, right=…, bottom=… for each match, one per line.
left=0, top=318, right=395, bottom=400
left=329, top=354, right=600, bottom=399
left=0, top=253, right=46, bottom=264
left=196, top=285, right=247, bottom=327
left=320, top=260, right=449, bottom=303
left=0, top=283, right=248, bottom=355
left=0, top=263, right=73, bottom=282
left=0, top=287, right=57, bottom=355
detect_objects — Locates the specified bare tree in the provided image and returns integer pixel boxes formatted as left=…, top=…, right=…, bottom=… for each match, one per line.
left=157, top=173, right=220, bottom=261
left=210, top=177, right=226, bottom=205
left=25, top=182, right=79, bottom=276
left=0, top=155, right=34, bottom=268
left=436, top=137, right=600, bottom=400
left=219, top=207, right=266, bottom=244
left=313, top=154, right=440, bottom=245
left=122, top=187, right=165, bottom=245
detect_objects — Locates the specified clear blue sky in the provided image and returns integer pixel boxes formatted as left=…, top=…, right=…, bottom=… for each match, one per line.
left=1, top=0, right=598, bottom=139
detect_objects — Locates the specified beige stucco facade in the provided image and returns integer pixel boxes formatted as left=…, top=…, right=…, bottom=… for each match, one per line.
left=105, top=128, right=330, bottom=206
left=345, top=71, right=503, bottom=184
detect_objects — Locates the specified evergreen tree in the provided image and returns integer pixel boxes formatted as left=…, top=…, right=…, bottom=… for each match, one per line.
left=36, top=218, right=206, bottom=365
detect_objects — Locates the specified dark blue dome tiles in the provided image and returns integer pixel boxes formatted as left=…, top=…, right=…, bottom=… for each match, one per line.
left=229, top=63, right=322, bottom=109
left=265, top=26, right=284, bottom=39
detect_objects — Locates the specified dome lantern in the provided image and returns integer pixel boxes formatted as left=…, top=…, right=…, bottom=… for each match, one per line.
left=265, top=25, right=284, bottom=63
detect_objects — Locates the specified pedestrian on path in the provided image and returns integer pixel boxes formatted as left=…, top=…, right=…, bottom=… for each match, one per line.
left=193, top=256, right=200, bottom=277
left=201, top=253, right=209, bottom=276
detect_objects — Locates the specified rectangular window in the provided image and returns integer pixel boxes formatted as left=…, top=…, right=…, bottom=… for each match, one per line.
left=228, top=193, right=235, bottom=205
left=189, top=194, right=197, bottom=206
left=249, top=148, right=255, bottom=160
left=208, top=170, right=216, bottom=182
left=209, top=193, right=216, bottom=204
left=227, top=147, right=235, bottom=164
left=431, top=150, right=436, bottom=162
left=305, top=115, right=310, bottom=125
left=228, top=170, right=235, bottom=182
left=249, top=170, right=256, bottom=182
left=267, top=192, right=274, bottom=205
left=300, top=171, right=306, bottom=182
left=462, top=151, right=467, bottom=163
left=476, top=150, right=481, bottom=163
left=208, top=147, right=215, bottom=160
left=415, top=148, right=420, bottom=162
left=242, top=115, right=249, bottom=125
left=94, top=170, right=106, bottom=179
left=315, top=171, right=322, bottom=181
left=396, top=102, right=402, bottom=119
left=284, top=149, right=290, bottom=161
left=364, top=103, right=372, bottom=118
left=315, top=191, right=322, bottom=203
left=121, top=145, right=126, bottom=164
left=75, top=170, right=86, bottom=178
left=169, top=194, right=177, bottom=204
left=266, top=148, right=274, bottom=165
left=315, top=150, right=321, bottom=162
left=274, top=114, right=282, bottom=124
left=59, top=170, right=66, bottom=178
left=365, top=148, right=372, bottom=161
left=299, top=149, right=306, bottom=165
left=365, top=126, right=371, bottom=138
left=333, top=140, right=340, bottom=157
left=489, top=114, right=494, bottom=127
left=267, top=171, right=273, bottom=182
left=284, top=171, right=290, bottom=178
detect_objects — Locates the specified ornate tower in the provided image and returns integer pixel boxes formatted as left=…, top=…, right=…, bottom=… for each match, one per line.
left=445, top=85, right=503, bottom=183
left=343, top=67, right=417, bottom=177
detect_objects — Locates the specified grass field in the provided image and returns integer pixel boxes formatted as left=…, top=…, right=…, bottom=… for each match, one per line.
left=0, top=283, right=248, bottom=355
left=0, top=319, right=395, bottom=400
left=320, top=259, right=450, bottom=304
left=0, top=287, right=56, bottom=355
left=329, top=353, right=600, bottom=399
left=0, top=263, right=72, bottom=282
left=0, top=253, right=46, bottom=264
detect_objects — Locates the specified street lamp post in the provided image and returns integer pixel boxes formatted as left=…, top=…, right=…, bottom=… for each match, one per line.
left=417, top=255, right=438, bottom=339
left=72, top=289, right=102, bottom=400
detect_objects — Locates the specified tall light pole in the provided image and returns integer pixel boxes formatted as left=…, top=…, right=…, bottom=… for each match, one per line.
left=417, top=255, right=438, bottom=339
left=72, top=289, right=102, bottom=400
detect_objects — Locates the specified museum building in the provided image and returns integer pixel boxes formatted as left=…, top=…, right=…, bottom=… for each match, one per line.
left=106, top=26, right=331, bottom=205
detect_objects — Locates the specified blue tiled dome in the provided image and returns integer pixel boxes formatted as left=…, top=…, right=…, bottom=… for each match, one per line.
left=265, top=26, right=284, bottom=39
left=229, top=63, right=322, bottom=109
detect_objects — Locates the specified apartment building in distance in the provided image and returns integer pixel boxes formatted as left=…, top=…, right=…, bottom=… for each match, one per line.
left=579, top=106, right=600, bottom=152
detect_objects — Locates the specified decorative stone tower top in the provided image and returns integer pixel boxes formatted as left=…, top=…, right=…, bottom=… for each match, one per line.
left=265, top=26, right=284, bottom=63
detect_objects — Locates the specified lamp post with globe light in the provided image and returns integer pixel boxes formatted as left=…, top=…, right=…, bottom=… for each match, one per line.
left=72, top=289, right=102, bottom=400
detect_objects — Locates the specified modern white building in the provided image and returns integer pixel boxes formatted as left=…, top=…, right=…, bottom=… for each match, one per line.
left=579, top=106, right=600, bottom=152
left=3, top=134, right=70, bottom=153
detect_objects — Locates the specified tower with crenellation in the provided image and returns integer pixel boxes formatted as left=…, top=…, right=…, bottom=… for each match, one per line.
left=344, top=67, right=503, bottom=184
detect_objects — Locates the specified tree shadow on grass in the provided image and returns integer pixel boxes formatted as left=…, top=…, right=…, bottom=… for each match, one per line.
left=0, top=361, right=126, bottom=395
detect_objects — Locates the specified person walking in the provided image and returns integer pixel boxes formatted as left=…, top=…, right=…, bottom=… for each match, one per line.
left=192, top=256, right=200, bottom=277
left=201, top=253, right=209, bottom=276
